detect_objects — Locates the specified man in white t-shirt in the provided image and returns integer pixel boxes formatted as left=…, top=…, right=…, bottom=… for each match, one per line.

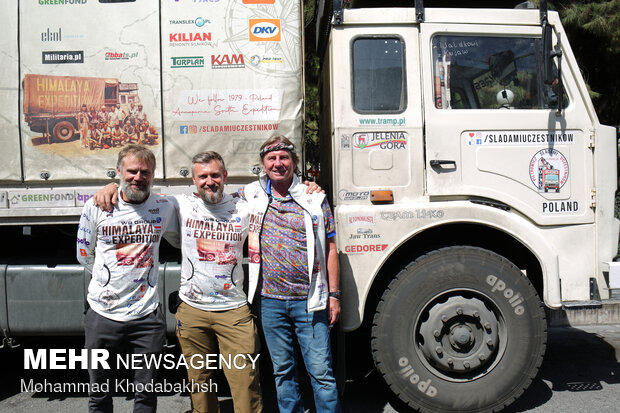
left=77, top=145, right=179, bottom=413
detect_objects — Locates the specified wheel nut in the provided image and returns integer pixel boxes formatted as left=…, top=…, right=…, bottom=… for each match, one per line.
left=484, top=322, right=491, bottom=330
left=464, top=361, right=470, bottom=369
left=473, top=311, right=480, bottom=318
left=447, top=358, right=454, bottom=366
left=441, top=315, right=448, bottom=322
left=433, top=329, right=441, bottom=338
left=479, top=354, right=486, bottom=361
left=456, top=307, right=463, bottom=315
left=435, top=346, right=443, bottom=355
left=487, top=339, right=494, bottom=348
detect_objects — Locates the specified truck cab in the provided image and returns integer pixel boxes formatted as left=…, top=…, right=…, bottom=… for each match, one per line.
left=318, top=3, right=618, bottom=412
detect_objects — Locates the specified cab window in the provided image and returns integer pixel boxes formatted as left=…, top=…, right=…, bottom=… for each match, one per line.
left=431, top=35, right=566, bottom=110
left=352, top=37, right=406, bottom=113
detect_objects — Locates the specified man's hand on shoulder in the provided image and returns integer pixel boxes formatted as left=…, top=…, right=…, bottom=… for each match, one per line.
left=93, top=183, right=119, bottom=212
left=303, top=180, right=324, bottom=194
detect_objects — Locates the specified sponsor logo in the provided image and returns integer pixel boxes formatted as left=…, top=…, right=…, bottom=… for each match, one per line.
left=169, top=17, right=211, bottom=27
left=41, top=28, right=61, bottom=42
left=211, top=54, right=244, bottom=69
left=542, top=200, right=579, bottom=214
left=347, top=215, right=375, bottom=226
left=42, top=50, right=83, bottom=64
left=344, top=244, right=388, bottom=253
left=341, top=134, right=351, bottom=150
left=357, top=228, right=373, bottom=235
left=358, top=117, right=406, bottom=126
left=78, top=226, right=91, bottom=234
left=148, top=208, right=160, bottom=214
left=486, top=275, right=525, bottom=315
left=105, top=51, right=138, bottom=61
left=38, top=0, right=87, bottom=5
left=171, top=56, right=204, bottom=68
left=465, top=130, right=576, bottom=146
left=80, top=248, right=87, bottom=257
left=529, top=148, right=568, bottom=193
left=353, top=132, right=407, bottom=150
left=191, top=0, right=220, bottom=3
left=249, top=19, right=281, bottom=42
left=248, top=55, right=283, bottom=66
left=169, top=32, right=212, bottom=46
left=338, top=190, right=370, bottom=201
left=380, top=210, right=445, bottom=220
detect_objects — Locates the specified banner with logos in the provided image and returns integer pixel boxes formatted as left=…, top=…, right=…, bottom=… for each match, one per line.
left=0, top=1, right=21, bottom=182
left=161, top=0, right=303, bottom=179
left=19, top=0, right=162, bottom=182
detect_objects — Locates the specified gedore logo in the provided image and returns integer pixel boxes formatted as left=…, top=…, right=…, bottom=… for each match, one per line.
left=249, top=19, right=280, bottom=42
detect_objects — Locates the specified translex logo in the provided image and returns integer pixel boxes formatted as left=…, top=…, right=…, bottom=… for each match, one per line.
left=105, top=51, right=138, bottom=61
left=169, top=17, right=211, bottom=27
left=212, top=54, right=244, bottom=69
left=171, top=56, right=204, bottom=68
left=249, top=19, right=281, bottom=42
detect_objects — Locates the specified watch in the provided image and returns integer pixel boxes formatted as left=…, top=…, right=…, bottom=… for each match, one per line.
left=329, top=291, right=341, bottom=300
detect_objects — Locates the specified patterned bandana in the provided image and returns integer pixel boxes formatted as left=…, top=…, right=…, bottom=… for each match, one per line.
left=259, top=142, right=296, bottom=158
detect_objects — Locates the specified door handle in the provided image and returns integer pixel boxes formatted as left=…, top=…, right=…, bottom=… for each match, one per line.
left=430, top=159, right=456, bottom=168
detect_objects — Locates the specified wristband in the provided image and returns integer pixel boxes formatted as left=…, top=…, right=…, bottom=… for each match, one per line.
left=329, top=291, right=341, bottom=300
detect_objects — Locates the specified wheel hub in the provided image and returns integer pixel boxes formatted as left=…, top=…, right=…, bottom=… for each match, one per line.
left=419, top=296, right=499, bottom=373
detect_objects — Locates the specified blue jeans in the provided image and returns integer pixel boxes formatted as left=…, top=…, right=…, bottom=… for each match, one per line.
left=260, top=297, right=341, bottom=413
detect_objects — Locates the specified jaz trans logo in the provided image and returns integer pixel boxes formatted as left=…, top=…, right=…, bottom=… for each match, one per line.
left=529, top=148, right=569, bottom=193
left=211, top=54, right=244, bottom=69
left=249, top=19, right=281, bottom=42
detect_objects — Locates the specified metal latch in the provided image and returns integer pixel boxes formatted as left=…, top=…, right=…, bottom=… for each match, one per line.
left=590, top=188, right=596, bottom=209
left=588, top=130, right=595, bottom=149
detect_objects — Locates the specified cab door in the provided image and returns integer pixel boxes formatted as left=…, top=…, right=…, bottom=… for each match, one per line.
left=421, top=23, right=595, bottom=225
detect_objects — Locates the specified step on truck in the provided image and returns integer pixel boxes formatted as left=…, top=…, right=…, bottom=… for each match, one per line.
left=0, top=1, right=618, bottom=412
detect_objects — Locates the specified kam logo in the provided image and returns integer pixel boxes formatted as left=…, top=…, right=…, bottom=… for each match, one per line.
left=249, top=19, right=281, bottom=42
left=171, top=56, right=204, bottom=68
left=211, top=54, right=244, bottom=69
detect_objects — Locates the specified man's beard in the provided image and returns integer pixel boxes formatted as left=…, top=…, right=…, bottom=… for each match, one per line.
left=198, top=185, right=223, bottom=204
left=121, top=180, right=151, bottom=203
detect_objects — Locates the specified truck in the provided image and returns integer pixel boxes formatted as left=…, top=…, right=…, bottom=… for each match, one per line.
left=22, top=74, right=141, bottom=143
left=0, top=1, right=618, bottom=412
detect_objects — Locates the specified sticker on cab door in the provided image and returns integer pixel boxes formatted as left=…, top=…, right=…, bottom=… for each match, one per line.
left=529, top=149, right=568, bottom=193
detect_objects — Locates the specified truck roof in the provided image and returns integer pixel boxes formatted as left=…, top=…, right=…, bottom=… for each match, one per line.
left=341, top=7, right=558, bottom=26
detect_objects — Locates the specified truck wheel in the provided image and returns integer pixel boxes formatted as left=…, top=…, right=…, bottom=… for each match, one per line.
left=52, top=121, right=75, bottom=142
left=371, top=246, right=546, bottom=413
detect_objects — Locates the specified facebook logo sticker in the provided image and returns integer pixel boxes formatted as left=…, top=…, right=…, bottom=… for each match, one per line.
left=180, top=126, right=188, bottom=134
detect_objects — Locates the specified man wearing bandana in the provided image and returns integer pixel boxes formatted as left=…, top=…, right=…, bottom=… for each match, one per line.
left=241, top=136, right=342, bottom=413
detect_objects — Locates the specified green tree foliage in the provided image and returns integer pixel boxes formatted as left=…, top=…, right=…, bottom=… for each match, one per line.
left=553, top=0, right=620, bottom=126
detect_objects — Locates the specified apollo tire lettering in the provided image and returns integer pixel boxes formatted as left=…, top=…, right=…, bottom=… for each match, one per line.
left=486, top=274, right=525, bottom=315
left=398, top=357, right=437, bottom=397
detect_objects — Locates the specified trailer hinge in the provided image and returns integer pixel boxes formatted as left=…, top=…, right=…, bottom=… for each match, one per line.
left=588, top=129, right=595, bottom=149
left=590, top=188, right=597, bottom=209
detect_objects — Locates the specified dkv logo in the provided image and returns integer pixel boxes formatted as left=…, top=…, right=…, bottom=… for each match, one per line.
left=249, top=19, right=281, bottom=42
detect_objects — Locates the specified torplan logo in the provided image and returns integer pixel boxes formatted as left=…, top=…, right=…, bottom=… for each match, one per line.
left=211, top=54, right=244, bottom=69
left=171, top=56, right=204, bottom=68
left=105, top=51, right=138, bottom=61
left=249, top=19, right=281, bottom=42
left=41, top=27, right=61, bottom=42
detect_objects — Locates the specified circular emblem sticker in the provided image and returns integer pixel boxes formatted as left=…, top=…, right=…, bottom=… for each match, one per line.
left=529, top=149, right=568, bottom=193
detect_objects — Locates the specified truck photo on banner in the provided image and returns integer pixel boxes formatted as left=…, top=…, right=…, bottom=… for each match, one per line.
left=19, top=0, right=162, bottom=182
left=161, top=0, right=303, bottom=179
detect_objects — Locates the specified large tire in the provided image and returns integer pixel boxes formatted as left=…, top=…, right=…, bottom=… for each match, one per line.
left=52, top=121, right=75, bottom=142
left=371, top=246, right=546, bottom=413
